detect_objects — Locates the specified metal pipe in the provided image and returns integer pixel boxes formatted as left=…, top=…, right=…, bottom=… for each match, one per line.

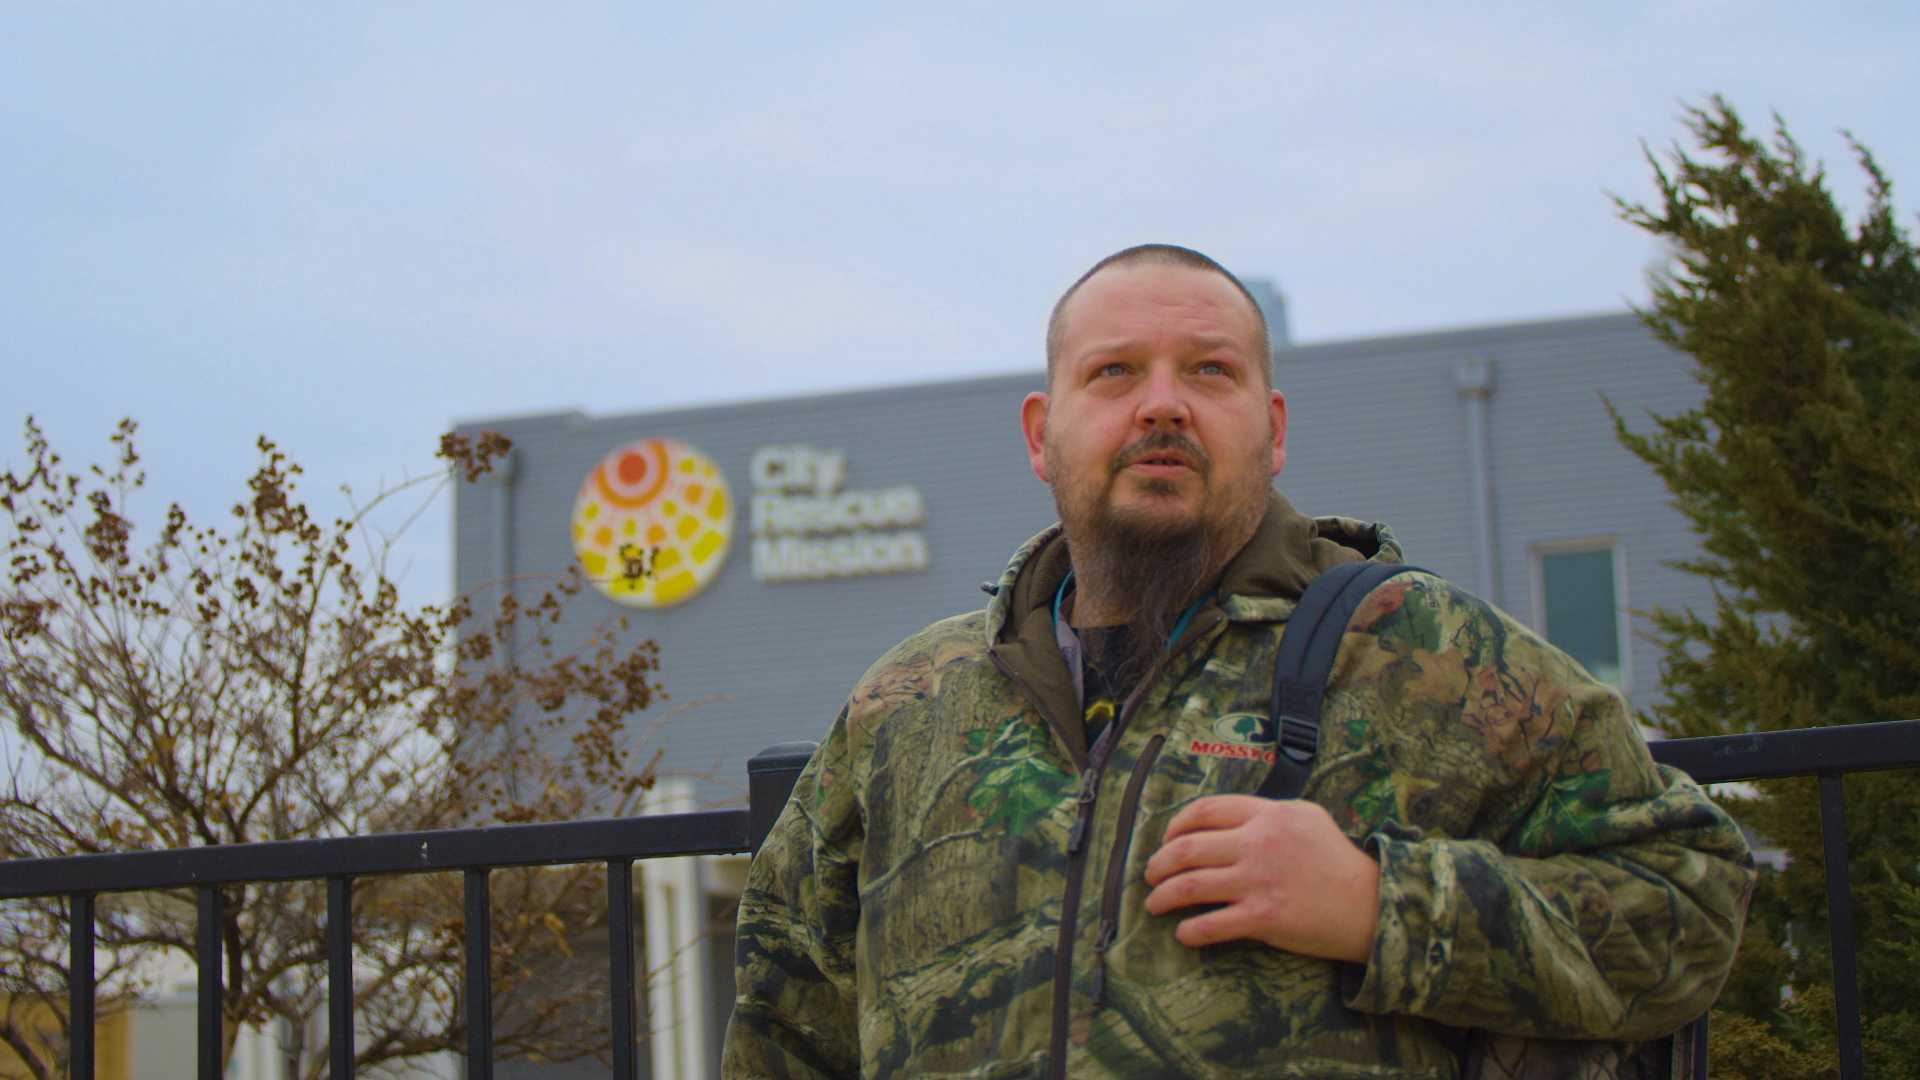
left=1453, top=358, right=1499, bottom=604
left=487, top=448, right=518, bottom=660
left=492, top=447, right=517, bottom=586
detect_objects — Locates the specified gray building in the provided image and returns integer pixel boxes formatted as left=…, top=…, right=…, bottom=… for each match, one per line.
left=453, top=310, right=1705, bottom=764
left=450, top=309, right=1709, bottom=1080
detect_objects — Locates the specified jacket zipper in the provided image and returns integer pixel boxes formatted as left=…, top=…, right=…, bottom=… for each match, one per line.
left=1089, top=732, right=1166, bottom=1007
left=1041, top=610, right=1222, bottom=1080
left=1048, top=740, right=1106, bottom=1076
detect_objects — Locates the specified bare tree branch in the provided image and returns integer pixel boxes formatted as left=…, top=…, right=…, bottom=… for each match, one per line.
left=0, top=419, right=666, bottom=1080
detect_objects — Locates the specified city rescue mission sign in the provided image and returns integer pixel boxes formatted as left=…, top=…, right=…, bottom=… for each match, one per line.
left=749, top=445, right=930, bottom=583
left=571, top=439, right=929, bottom=608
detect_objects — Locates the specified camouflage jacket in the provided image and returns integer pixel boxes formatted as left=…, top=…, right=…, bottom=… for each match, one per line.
left=724, top=492, right=1753, bottom=1080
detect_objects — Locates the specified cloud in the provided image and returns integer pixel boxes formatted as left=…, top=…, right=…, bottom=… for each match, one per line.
left=2, top=1, right=1916, bottom=606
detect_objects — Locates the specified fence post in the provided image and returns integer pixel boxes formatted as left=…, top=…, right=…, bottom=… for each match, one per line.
left=1818, top=773, right=1865, bottom=1080
left=327, top=877, right=354, bottom=1080
left=747, top=743, right=819, bottom=854
left=608, top=859, right=637, bottom=1080
left=196, top=887, right=222, bottom=1080
left=464, top=869, right=492, bottom=1080
left=68, top=894, right=94, bottom=1080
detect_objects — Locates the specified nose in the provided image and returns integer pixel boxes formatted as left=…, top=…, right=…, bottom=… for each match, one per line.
left=1135, top=362, right=1192, bottom=430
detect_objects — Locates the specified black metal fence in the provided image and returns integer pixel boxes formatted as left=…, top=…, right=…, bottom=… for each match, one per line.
left=1, top=723, right=1916, bottom=1080
left=0, top=741, right=817, bottom=1080
left=1646, top=718, right=1920, bottom=1080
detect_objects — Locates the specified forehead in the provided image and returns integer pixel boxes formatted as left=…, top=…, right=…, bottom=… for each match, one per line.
left=1056, top=263, right=1263, bottom=358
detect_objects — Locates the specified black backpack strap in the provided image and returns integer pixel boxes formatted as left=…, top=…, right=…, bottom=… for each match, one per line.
left=1256, top=561, right=1428, bottom=800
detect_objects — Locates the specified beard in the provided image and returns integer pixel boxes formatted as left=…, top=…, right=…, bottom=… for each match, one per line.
left=1046, top=428, right=1270, bottom=682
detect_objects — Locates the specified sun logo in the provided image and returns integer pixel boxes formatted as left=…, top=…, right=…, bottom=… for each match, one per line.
left=571, top=438, right=734, bottom=608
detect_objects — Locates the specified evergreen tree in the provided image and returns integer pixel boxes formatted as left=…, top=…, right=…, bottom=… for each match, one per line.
left=1614, top=98, right=1920, bottom=1079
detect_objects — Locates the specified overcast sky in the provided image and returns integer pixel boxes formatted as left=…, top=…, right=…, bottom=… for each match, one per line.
left=3, top=2, right=1915, bottom=601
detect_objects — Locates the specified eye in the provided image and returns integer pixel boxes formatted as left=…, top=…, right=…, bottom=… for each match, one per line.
left=1098, top=362, right=1128, bottom=377
left=1197, top=360, right=1228, bottom=376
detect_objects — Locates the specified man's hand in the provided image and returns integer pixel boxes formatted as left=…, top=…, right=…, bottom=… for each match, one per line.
left=1142, top=795, right=1380, bottom=963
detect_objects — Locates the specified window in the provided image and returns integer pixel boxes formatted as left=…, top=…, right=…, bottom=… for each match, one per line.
left=1537, top=546, right=1623, bottom=687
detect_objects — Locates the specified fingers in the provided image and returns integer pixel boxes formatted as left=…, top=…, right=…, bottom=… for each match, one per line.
left=1159, top=794, right=1266, bottom=844
left=1142, top=826, right=1242, bottom=886
left=1138, top=795, right=1381, bottom=960
left=1143, top=866, right=1240, bottom=916
left=1172, top=903, right=1268, bottom=949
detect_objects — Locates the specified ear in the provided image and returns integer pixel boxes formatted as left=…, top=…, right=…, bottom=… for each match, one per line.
left=1269, top=388, right=1288, bottom=477
left=1021, top=392, right=1051, bottom=483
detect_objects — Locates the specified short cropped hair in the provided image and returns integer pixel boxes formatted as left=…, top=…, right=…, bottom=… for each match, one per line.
left=1045, top=244, right=1272, bottom=386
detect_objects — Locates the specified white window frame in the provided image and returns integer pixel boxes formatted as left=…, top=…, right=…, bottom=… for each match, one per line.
left=1529, top=538, right=1632, bottom=693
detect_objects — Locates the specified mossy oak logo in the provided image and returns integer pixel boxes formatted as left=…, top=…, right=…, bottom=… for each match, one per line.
left=1190, top=712, right=1278, bottom=763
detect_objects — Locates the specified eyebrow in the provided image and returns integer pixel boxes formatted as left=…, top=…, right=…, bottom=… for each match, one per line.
left=1074, top=335, right=1253, bottom=362
left=1169, top=333, right=1246, bottom=350
left=1184, top=334, right=1249, bottom=351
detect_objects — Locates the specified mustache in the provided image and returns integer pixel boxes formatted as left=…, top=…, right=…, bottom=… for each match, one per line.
left=1110, top=431, right=1212, bottom=476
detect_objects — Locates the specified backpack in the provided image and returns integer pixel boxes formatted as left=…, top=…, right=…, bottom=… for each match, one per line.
left=1256, top=560, right=1705, bottom=1080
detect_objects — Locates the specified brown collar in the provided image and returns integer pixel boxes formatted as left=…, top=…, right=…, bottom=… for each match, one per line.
left=987, top=489, right=1386, bottom=764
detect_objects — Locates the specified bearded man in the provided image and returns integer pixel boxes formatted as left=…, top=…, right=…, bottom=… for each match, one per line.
left=723, top=245, right=1753, bottom=1079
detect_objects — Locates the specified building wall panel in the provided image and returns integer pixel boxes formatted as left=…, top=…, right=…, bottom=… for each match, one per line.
left=453, top=313, right=1716, bottom=792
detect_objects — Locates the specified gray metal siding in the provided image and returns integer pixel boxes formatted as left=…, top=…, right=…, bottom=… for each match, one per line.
left=1271, top=327, right=1485, bottom=591
left=454, top=376, right=1056, bottom=793
left=453, top=312, right=1716, bottom=789
left=1277, top=313, right=1709, bottom=712
left=1480, top=315, right=1709, bottom=710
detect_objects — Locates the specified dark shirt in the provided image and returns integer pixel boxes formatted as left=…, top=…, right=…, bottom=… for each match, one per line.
left=1076, top=624, right=1139, bottom=749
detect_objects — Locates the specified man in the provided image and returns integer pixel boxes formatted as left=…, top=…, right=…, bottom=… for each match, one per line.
left=724, top=245, right=1753, bottom=1079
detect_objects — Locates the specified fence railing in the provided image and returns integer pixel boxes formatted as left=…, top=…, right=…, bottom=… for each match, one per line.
left=1, top=723, right=1916, bottom=1080
left=0, top=741, right=818, bottom=1080
left=1645, top=718, right=1920, bottom=1080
